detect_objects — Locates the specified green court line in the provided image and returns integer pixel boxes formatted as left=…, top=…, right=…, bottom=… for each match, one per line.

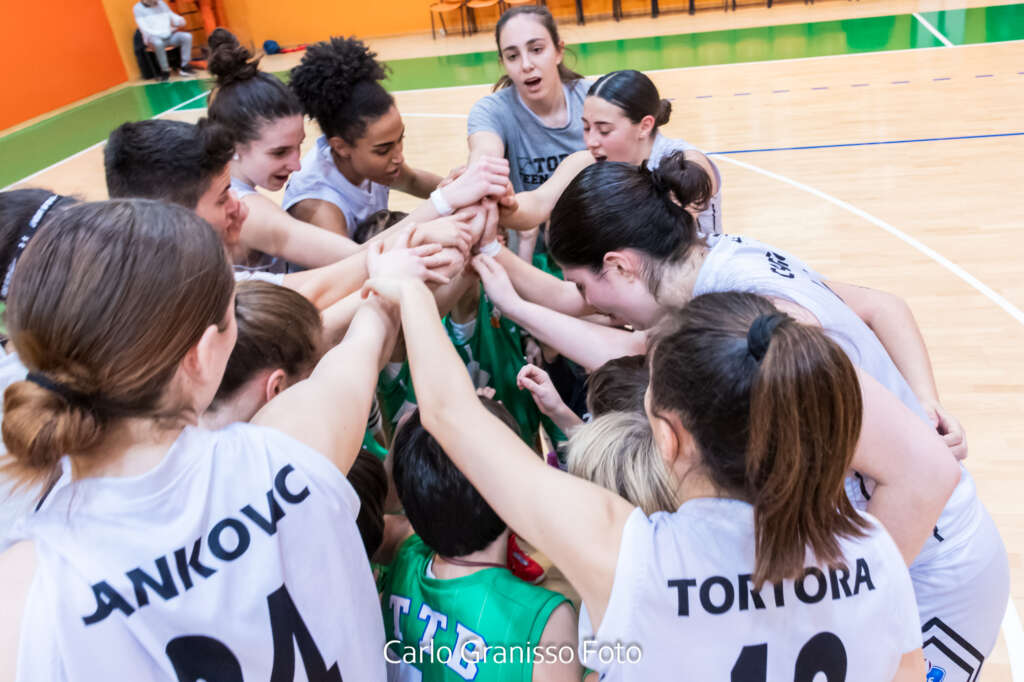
left=4, top=3, right=1023, bottom=188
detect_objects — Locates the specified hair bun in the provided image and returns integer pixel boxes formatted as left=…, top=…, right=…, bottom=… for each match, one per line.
left=289, top=36, right=387, bottom=112
left=207, top=29, right=260, bottom=86
left=655, top=98, right=672, bottom=127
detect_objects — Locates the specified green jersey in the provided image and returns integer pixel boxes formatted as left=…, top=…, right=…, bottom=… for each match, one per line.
left=381, top=535, right=569, bottom=682
left=445, top=288, right=566, bottom=445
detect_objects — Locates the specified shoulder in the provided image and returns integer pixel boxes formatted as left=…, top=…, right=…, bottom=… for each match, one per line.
left=468, top=90, right=513, bottom=132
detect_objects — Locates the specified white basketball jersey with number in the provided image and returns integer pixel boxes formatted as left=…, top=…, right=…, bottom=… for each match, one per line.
left=10, top=424, right=387, bottom=681
left=692, top=235, right=1009, bottom=672
left=578, top=502, right=921, bottom=681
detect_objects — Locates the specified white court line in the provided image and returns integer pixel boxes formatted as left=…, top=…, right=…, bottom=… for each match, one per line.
left=1003, top=600, right=1024, bottom=682
left=711, top=154, right=1024, bottom=327
left=713, top=152, right=1024, bottom=680
left=913, top=12, right=955, bottom=48
left=401, top=112, right=469, bottom=118
left=2, top=88, right=210, bottom=192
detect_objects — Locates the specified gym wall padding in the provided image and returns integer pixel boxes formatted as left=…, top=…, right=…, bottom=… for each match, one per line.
left=2, top=0, right=128, bottom=131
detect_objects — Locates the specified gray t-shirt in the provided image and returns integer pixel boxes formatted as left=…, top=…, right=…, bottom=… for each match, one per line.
left=468, top=79, right=592, bottom=192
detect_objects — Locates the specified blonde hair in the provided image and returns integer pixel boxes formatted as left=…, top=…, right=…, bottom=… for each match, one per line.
left=567, top=411, right=678, bottom=515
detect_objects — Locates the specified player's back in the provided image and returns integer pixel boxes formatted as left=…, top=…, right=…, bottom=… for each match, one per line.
left=579, top=499, right=921, bottom=681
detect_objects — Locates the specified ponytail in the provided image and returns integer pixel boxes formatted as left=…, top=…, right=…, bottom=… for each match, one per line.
left=652, top=151, right=712, bottom=214
left=648, top=292, right=870, bottom=587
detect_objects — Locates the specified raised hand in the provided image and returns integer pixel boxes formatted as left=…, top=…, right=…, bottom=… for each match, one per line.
left=471, top=253, right=522, bottom=317
left=438, top=156, right=510, bottom=210
left=367, top=228, right=453, bottom=286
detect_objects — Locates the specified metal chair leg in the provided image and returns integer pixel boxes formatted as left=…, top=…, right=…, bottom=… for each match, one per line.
left=431, top=11, right=437, bottom=39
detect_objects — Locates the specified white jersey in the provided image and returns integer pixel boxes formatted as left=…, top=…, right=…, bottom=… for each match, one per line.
left=693, top=235, right=1008, bottom=671
left=10, top=423, right=387, bottom=681
left=648, top=132, right=722, bottom=237
left=578, top=502, right=920, bottom=681
left=230, top=175, right=258, bottom=200
left=283, top=135, right=389, bottom=239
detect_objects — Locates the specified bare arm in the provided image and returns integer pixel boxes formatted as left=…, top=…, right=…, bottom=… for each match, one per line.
left=851, top=369, right=960, bottom=565
left=468, top=131, right=505, bottom=164
left=288, top=198, right=350, bottom=238
left=392, top=163, right=442, bottom=199
left=494, top=247, right=594, bottom=317
left=476, top=254, right=644, bottom=371
left=252, top=297, right=397, bottom=474
left=241, top=193, right=361, bottom=266
left=532, top=603, right=583, bottom=682
left=500, top=151, right=594, bottom=231
left=827, top=280, right=965, bottom=458
left=373, top=277, right=633, bottom=631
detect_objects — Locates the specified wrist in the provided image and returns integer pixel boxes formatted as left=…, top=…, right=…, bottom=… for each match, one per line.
left=430, top=188, right=454, bottom=216
left=478, top=240, right=501, bottom=257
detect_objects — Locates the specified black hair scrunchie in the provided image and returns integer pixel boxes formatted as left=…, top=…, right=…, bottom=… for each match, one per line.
left=747, top=313, right=787, bottom=362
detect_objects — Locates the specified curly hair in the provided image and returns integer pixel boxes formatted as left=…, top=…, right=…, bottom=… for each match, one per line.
left=206, top=29, right=303, bottom=145
left=288, top=36, right=394, bottom=144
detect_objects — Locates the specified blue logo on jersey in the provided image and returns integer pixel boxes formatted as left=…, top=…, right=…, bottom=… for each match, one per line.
left=926, top=664, right=946, bottom=681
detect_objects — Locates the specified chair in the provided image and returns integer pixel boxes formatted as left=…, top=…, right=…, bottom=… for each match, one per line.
left=429, top=0, right=466, bottom=39
left=501, top=0, right=545, bottom=7
left=466, top=0, right=501, bottom=33
left=132, top=29, right=182, bottom=80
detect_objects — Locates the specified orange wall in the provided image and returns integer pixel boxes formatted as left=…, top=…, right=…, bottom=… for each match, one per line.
left=216, top=0, right=635, bottom=49
left=103, top=0, right=146, bottom=80
left=2, top=0, right=127, bottom=131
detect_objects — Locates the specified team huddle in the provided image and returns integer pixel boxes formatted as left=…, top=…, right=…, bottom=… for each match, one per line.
left=0, top=5, right=1010, bottom=682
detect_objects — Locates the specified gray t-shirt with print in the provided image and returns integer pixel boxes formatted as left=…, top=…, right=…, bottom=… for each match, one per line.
left=468, top=79, right=592, bottom=192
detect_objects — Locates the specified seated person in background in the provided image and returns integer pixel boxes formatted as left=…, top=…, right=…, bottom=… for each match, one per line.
left=133, top=0, right=195, bottom=80
left=380, top=402, right=582, bottom=682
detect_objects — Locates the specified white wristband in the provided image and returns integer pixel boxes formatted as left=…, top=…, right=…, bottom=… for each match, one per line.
left=479, top=240, right=501, bottom=257
left=430, top=188, right=454, bottom=216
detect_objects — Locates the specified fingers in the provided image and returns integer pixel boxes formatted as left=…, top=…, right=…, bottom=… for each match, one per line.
left=422, top=270, right=452, bottom=286
left=422, top=251, right=460, bottom=270
left=411, top=243, right=443, bottom=257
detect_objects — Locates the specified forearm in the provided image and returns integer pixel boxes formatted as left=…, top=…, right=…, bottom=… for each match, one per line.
left=495, top=247, right=592, bottom=317
left=868, top=300, right=940, bottom=406
left=433, top=268, right=478, bottom=318
left=501, top=191, right=550, bottom=231
left=321, top=292, right=363, bottom=347
left=398, top=167, right=443, bottom=199
left=548, top=405, right=584, bottom=433
left=502, top=299, right=645, bottom=372
left=285, top=251, right=369, bottom=310
left=853, top=370, right=960, bottom=565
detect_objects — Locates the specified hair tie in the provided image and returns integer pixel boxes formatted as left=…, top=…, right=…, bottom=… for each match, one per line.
left=1, top=194, right=60, bottom=300
left=747, top=313, right=786, bottom=362
left=26, top=371, right=92, bottom=408
left=649, top=168, right=670, bottom=197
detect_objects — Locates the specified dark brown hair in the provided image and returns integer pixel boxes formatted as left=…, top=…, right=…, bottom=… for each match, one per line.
left=493, top=6, right=583, bottom=92
left=211, top=280, right=322, bottom=408
left=648, top=292, right=869, bottom=587
left=207, top=29, right=304, bottom=146
left=2, top=199, right=234, bottom=484
left=586, top=354, right=648, bottom=417
left=548, top=154, right=711, bottom=296
left=349, top=448, right=388, bottom=559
